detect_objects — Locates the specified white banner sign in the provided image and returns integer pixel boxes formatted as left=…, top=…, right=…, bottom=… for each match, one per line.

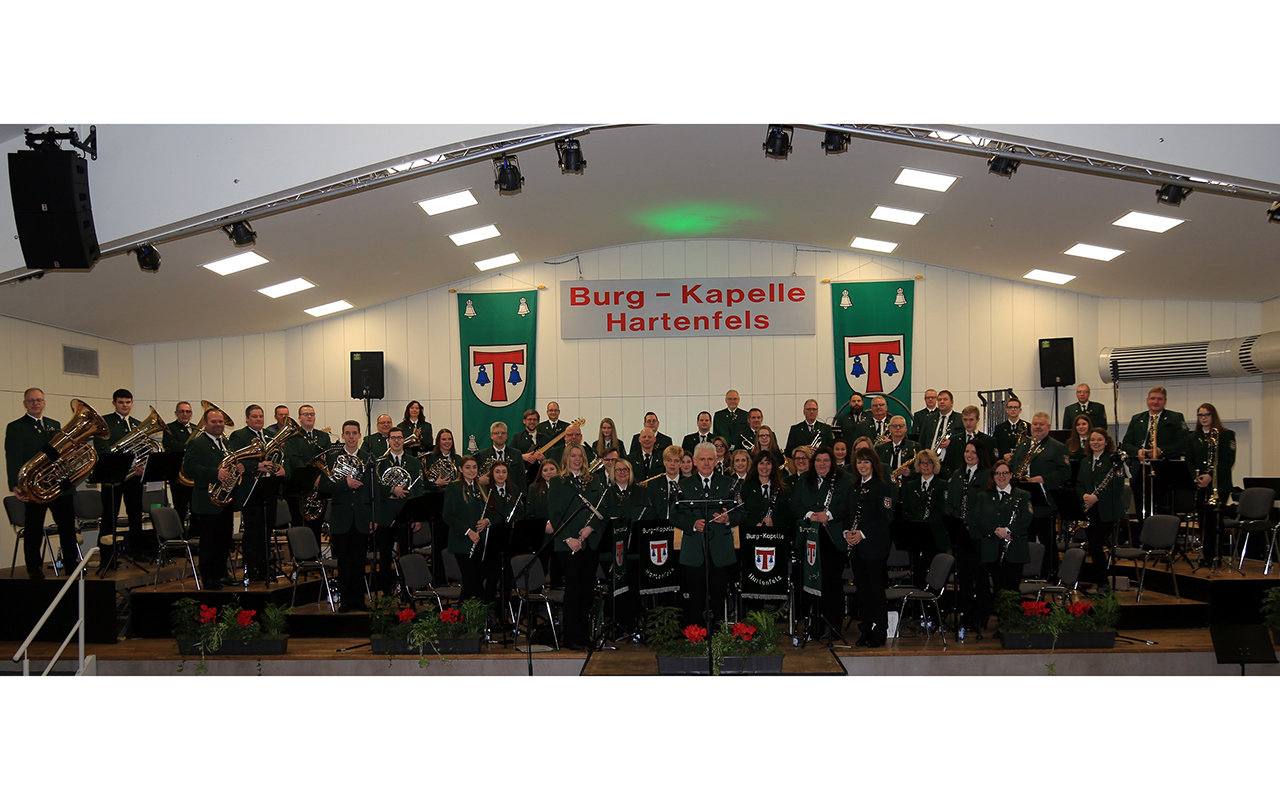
left=560, top=277, right=815, bottom=339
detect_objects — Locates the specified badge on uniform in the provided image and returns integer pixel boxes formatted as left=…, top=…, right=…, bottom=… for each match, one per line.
left=883, top=496, right=893, bottom=509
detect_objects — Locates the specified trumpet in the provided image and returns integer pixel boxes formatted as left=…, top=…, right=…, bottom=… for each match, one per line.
left=111, top=406, right=167, bottom=484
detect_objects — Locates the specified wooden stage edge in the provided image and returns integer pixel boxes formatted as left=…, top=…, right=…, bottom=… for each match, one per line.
left=7, top=625, right=1279, bottom=676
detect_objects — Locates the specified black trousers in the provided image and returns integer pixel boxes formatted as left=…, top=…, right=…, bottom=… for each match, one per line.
left=819, top=535, right=848, bottom=634
left=240, top=502, right=274, bottom=579
left=682, top=561, right=729, bottom=630
left=1085, top=512, right=1115, bottom=586
left=558, top=549, right=599, bottom=646
left=332, top=527, right=369, bottom=611
left=374, top=523, right=411, bottom=594
left=22, top=495, right=77, bottom=574
left=953, top=545, right=983, bottom=629
left=194, top=507, right=233, bottom=583
left=851, top=555, right=887, bottom=643
left=102, top=480, right=147, bottom=555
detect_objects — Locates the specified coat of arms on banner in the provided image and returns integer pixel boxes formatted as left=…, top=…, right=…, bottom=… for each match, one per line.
left=806, top=540, right=818, bottom=566
left=649, top=541, right=668, bottom=566
left=754, top=546, right=776, bottom=573
left=468, top=344, right=528, bottom=408
left=844, top=334, right=905, bottom=396
left=615, top=541, right=626, bottom=567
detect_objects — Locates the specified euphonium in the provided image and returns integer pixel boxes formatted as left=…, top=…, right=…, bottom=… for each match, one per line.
left=17, top=399, right=110, bottom=504
left=209, top=438, right=267, bottom=507
left=178, top=401, right=236, bottom=487
left=1205, top=428, right=1220, bottom=507
left=111, top=406, right=167, bottom=483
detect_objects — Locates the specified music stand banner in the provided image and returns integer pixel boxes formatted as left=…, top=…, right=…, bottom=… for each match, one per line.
left=635, top=521, right=678, bottom=596
left=740, top=527, right=790, bottom=601
left=831, top=280, right=914, bottom=420
left=457, top=290, right=538, bottom=459
left=799, top=520, right=822, bottom=597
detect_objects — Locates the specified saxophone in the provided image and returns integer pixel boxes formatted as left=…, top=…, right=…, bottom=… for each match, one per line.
left=1074, top=453, right=1124, bottom=534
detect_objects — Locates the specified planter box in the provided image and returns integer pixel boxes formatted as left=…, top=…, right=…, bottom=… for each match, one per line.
left=657, top=655, right=784, bottom=675
left=370, top=636, right=483, bottom=655
left=1000, top=630, right=1117, bottom=650
left=177, top=637, right=289, bottom=656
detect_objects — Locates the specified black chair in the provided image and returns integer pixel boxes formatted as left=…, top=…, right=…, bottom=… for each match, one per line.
left=510, top=553, right=564, bottom=650
left=1035, top=547, right=1086, bottom=604
left=1017, top=542, right=1048, bottom=595
left=886, top=552, right=955, bottom=648
left=152, top=506, right=200, bottom=589
left=1223, top=487, right=1276, bottom=571
left=1109, top=514, right=1180, bottom=603
left=286, top=526, right=337, bottom=611
left=398, top=553, right=445, bottom=612
left=6, top=495, right=40, bottom=576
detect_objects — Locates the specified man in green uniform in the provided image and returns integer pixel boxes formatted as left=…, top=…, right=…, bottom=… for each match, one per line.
left=476, top=420, right=529, bottom=493
left=5, top=388, right=79, bottom=578
left=994, top=396, right=1031, bottom=463
left=912, top=389, right=939, bottom=437
left=784, top=399, right=834, bottom=453
left=713, top=390, right=749, bottom=445
left=163, top=401, right=196, bottom=527
left=361, top=414, right=394, bottom=459
left=510, top=408, right=543, bottom=484
left=373, top=426, right=424, bottom=594
left=1120, top=385, right=1188, bottom=517
left=1010, top=411, right=1071, bottom=580
left=182, top=407, right=237, bottom=588
left=1062, top=383, right=1108, bottom=430
left=283, top=404, right=332, bottom=534
left=682, top=411, right=715, bottom=455
left=94, top=389, right=148, bottom=557
left=227, top=404, right=286, bottom=582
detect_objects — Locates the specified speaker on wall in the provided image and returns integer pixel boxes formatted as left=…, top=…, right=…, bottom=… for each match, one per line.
left=1038, top=337, right=1076, bottom=388
left=8, top=149, right=101, bottom=271
left=350, top=352, right=385, bottom=399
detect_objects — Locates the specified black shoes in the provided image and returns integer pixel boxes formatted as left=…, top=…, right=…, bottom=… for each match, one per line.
left=855, top=636, right=870, bottom=647
left=27, top=569, right=45, bottom=580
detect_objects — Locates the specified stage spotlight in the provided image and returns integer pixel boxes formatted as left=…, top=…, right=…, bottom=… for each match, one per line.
left=1156, top=183, right=1191, bottom=206
left=821, top=130, right=850, bottom=154
left=763, top=125, right=793, bottom=159
left=222, top=221, right=257, bottom=247
left=132, top=244, right=161, bottom=273
left=493, top=155, right=524, bottom=194
left=1268, top=201, right=1280, bottom=224
left=555, top=139, right=586, bottom=173
left=987, top=155, right=1019, bottom=178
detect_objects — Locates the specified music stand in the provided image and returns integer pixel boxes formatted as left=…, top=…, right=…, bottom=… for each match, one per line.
left=1209, top=624, right=1278, bottom=675
left=95, top=451, right=151, bottom=575
left=675, top=496, right=732, bottom=675
left=243, top=472, right=283, bottom=585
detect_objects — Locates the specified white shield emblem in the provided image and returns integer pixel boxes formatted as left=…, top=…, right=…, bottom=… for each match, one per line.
left=649, top=541, right=668, bottom=566
left=844, top=334, right=905, bottom=396
left=806, top=540, right=817, bottom=566
left=468, top=344, right=528, bottom=408
left=615, top=541, right=625, bottom=567
left=755, top=546, right=776, bottom=573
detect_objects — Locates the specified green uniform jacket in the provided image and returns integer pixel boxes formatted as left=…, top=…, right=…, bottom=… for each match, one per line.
left=682, top=431, right=717, bottom=456
left=674, top=473, right=745, bottom=568
left=899, top=474, right=949, bottom=551
left=360, top=432, right=390, bottom=461
left=646, top=473, right=685, bottom=521
left=93, top=412, right=140, bottom=483
left=444, top=479, right=490, bottom=554
left=741, top=479, right=793, bottom=533
left=1010, top=435, right=1070, bottom=518
left=912, top=407, right=939, bottom=438
left=848, top=478, right=896, bottom=561
left=420, top=452, right=462, bottom=494
left=784, top=421, right=835, bottom=455
left=853, top=416, right=892, bottom=446
left=182, top=433, right=231, bottom=516
left=373, top=452, right=424, bottom=527
left=163, top=419, right=195, bottom=456
left=945, top=430, right=996, bottom=474
left=1076, top=453, right=1126, bottom=522
left=993, top=419, right=1031, bottom=461
left=713, top=407, right=751, bottom=446
left=875, top=438, right=918, bottom=478
left=945, top=467, right=991, bottom=520
left=6, top=414, right=64, bottom=491
left=475, top=445, right=531, bottom=493
left=399, top=419, right=432, bottom=457
left=1062, top=402, right=1107, bottom=431
left=788, top=470, right=852, bottom=550
left=1120, top=410, right=1188, bottom=460
left=322, top=448, right=372, bottom=536
left=834, top=408, right=869, bottom=444
left=284, top=428, right=334, bottom=489
left=629, top=431, right=674, bottom=458
left=547, top=472, right=607, bottom=553
left=1187, top=428, right=1236, bottom=501
left=967, top=487, right=1033, bottom=564
left=227, top=426, right=282, bottom=509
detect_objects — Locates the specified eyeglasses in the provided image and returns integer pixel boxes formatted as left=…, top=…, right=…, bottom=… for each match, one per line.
left=994, top=470, right=1012, bottom=476
left=1196, top=412, right=1211, bottom=417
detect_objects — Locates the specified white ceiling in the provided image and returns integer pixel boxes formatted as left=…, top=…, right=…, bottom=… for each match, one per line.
left=3, top=123, right=1279, bottom=345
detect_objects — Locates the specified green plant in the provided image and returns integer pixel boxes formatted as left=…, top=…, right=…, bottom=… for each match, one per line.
left=995, top=589, right=1119, bottom=642
left=1261, top=587, right=1280, bottom=630
left=647, top=605, right=784, bottom=675
left=171, top=597, right=290, bottom=675
left=370, top=597, right=490, bottom=668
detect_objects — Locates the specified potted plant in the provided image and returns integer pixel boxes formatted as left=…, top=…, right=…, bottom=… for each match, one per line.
left=995, top=589, right=1119, bottom=650
left=648, top=605, right=785, bottom=675
left=171, top=597, right=290, bottom=675
left=369, top=596, right=489, bottom=667
left=1262, top=587, right=1280, bottom=645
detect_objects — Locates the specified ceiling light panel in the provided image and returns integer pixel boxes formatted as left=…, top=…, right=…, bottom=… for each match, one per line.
left=850, top=237, right=899, bottom=254
left=1112, top=211, right=1186, bottom=233
left=894, top=168, right=959, bottom=192
left=258, top=278, right=315, bottom=298
left=200, top=251, right=269, bottom=276
left=1064, top=243, right=1126, bottom=262
left=870, top=206, right=925, bottom=226
left=417, top=189, right=478, bottom=216
left=475, top=253, right=520, bottom=271
left=1024, top=269, right=1076, bottom=285
left=304, top=300, right=354, bottom=317
left=448, top=224, right=501, bottom=246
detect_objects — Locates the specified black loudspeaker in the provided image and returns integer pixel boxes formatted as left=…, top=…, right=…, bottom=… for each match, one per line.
left=8, top=149, right=100, bottom=271
left=1038, top=337, right=1076, bottom=388
left=350, top=351, right=385, bottom=399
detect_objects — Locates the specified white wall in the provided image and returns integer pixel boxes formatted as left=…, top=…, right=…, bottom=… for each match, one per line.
left=1, top=316, right=134, bottom=569
left=128, top=237, right=1268, bottom=475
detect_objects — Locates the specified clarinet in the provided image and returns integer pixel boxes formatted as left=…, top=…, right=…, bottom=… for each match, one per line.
left=998, top=492, right=1024, bottom=564
left=847, top=485, right=865, bottom=556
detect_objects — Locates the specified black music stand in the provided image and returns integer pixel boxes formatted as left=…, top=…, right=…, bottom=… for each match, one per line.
left=95, top=452, right=151, bottom=575
left=1209, top=625, right=1278, bottom=675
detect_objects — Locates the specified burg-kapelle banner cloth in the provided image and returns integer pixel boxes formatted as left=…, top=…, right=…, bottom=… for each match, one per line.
left=457, top=290, right=537, bottom=456
left=831, top=280, right=914, bottom=420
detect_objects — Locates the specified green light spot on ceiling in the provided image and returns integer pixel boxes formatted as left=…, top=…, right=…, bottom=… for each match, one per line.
left=634, top=202, right=766, bottom=237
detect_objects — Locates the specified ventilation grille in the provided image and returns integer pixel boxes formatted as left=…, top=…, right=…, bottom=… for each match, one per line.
left=62, top=345, right=99, bottom=377
left=1106, top=341, right=1210, bottom=382
left=1237, top=334, right=1264, bottom=374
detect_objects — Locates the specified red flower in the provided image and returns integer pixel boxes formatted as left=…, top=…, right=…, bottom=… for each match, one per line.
left=440, top=608, right=461, bottom=624
left=731, top=622, right=756, bottom=641
left=1067, top=601, right=1092, bottom=618
left=1020, top=601, right=1051, bottom=618
left=198, top=605, right=218, bottom=624
left=236, top=609, right=257, bottom=627
left=683, top=625, right=707, bottom=644
left=397, top=608, right=416, bottom=624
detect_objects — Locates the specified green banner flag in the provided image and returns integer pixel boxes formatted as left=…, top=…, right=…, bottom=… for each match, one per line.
left=457, top=290, right=537, bottom=457
left=831, top=280, right=914, bottom=426
left=799, top=520, right=822, bottom=597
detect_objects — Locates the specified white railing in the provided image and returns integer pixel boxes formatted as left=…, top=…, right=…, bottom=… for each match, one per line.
left=10, top=547, right=99, bottom=676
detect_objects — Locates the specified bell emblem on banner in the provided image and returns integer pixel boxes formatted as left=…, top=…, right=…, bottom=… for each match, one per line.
left=884, top=354, right=899, bottom=376
left=894, top=288, right=907, bottom=307
left=475, top=365, right=490, bottom=387
left=839, top=290, right=852, bottom=309
left=850, top=355, right=865, bottom=378
left=467, top=434, right=479, bottom=454
left=464, top=299, right=477, bottom=318
left=516, top=297, right=530, bottom=316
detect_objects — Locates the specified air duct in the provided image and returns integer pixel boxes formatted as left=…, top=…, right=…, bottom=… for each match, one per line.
left=1099, top=332, right=1280, bottom=384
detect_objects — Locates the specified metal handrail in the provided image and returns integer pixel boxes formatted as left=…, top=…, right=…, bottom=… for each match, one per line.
left=11, top=547, right=99, bottom=676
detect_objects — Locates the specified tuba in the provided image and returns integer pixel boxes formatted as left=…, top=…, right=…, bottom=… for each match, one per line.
left=209, top=438, right=267, bottom=507
left=17, top=399, right=111, bottom=503
left=178, top=401, right=234, bottom=487
left=111, top=406, right=167, bottom=483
